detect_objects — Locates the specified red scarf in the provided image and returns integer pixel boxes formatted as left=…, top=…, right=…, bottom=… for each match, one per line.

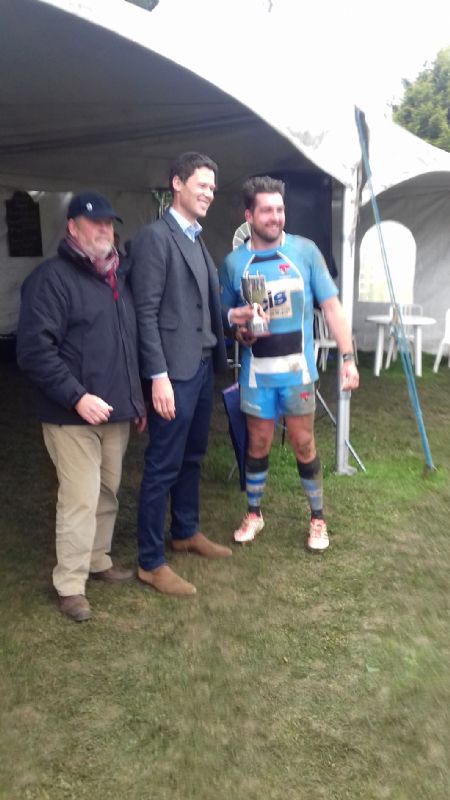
left=65, top=231, right=119, bottom=300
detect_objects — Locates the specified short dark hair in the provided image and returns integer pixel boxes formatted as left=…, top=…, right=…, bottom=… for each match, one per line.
left=242, top=176, right=285, bottom=211
left=169, top=152, right=218, bottom=194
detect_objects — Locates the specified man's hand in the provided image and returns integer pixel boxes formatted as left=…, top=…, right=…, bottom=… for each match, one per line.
left=152, top=376, right=175, bottom=420
left=229, top=304, right=254, bottom=327
left=231, top=304, right=270, bottom=347
left=230, top=303, right=270, bottom=328
left=134, top=415, right=147, bottom=433
left=340, top=360, right=359, bottom=392
left=75, top=393, right=113, bottom=424
left=234, top=326, right=257, bottom=347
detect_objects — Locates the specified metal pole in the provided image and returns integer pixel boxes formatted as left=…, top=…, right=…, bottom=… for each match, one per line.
left=317, top=391, right=365, bottom=472
left=336, top=184, right=357, bottom=474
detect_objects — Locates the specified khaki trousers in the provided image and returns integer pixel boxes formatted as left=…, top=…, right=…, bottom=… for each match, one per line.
left=42, top=422, right=130, bottom=597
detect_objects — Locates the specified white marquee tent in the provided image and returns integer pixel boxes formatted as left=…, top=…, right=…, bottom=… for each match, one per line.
left=1, top=0, right=449, bottom=471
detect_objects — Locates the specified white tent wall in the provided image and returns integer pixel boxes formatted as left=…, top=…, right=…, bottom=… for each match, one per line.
left=0, top=187, right=159, bottom=335
left=0, top=189, right=68, bottom=335
left=354, top=176, right=450, bottom=354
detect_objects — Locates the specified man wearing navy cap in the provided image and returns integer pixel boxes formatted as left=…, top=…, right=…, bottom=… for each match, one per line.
left=17, top=191, right=146, bottom=622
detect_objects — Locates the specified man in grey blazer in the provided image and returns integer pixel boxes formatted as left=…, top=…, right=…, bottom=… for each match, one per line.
left=131, top=152, right=243, bottom=596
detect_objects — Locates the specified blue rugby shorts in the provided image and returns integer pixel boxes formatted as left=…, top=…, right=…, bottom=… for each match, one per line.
left=240, top=383, right=316, bottom=419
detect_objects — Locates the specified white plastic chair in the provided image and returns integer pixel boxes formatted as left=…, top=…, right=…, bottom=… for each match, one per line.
left=313, top=308, right=358, bottom=371
left=385, top=303, right=423, bottom=369
left=314, top=308, right=336, bottom=371
left=433, top=309, right=450, bottom=372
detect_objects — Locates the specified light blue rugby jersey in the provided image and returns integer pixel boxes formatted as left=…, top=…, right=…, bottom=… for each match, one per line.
left=219, top=233, right=338, bottom=388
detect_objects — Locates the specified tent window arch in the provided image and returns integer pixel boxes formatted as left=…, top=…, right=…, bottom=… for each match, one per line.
left=359, top=221, right=416, bottom=303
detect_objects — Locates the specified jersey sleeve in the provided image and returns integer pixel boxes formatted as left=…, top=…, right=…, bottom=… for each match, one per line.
left=218, top=254, right=241, bottom=317
left=308, top=242, right=339, bottom=304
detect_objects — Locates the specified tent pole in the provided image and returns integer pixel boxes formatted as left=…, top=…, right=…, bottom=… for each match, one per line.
left=335, top=184, right=357, bottom=475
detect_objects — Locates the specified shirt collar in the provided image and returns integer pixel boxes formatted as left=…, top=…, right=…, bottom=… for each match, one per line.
left=169, top=207, right=203, bottom=242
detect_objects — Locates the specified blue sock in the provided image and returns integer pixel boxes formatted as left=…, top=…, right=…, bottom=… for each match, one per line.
left=297, top=456, right=323, bottom=519
left=246, top=455, right=269, bottom=516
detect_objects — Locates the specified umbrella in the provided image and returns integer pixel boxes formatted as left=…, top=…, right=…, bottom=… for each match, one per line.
left=222, top=382, right=247, bottom=491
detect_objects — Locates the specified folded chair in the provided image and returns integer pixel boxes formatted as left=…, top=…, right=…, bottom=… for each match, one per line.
left=313, top=308, right=358, bottom=371
left=433, top=309, right=450, bottom=373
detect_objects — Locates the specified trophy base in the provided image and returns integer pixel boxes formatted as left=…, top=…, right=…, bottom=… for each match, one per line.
left=248, top=325, right=271, bottom=338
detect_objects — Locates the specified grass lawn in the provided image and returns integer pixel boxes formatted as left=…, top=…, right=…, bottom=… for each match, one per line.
left=0, top=352, right=449, bottom=800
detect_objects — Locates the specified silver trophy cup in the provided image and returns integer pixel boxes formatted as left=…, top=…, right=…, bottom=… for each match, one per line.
left=241, top=274, right=270, bottom=337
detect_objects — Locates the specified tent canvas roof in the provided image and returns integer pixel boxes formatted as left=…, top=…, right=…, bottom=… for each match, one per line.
left=0, top=0, right=330, bottom=193
left=1, top=0, right=450, bottom=196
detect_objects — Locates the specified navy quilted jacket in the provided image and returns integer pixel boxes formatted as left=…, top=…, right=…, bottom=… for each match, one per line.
left=17, top=240, right=145, bottom=425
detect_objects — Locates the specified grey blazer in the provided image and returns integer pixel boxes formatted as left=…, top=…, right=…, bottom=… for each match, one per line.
left=130, top=209, right=227, bottom=381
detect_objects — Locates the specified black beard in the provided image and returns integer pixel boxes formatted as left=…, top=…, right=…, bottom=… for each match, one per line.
left=251, top=225, right=282, bottom=245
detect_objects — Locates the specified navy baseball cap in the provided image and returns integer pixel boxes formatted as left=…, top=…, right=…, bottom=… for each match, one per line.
left=67, top=191, right=123, bottom=223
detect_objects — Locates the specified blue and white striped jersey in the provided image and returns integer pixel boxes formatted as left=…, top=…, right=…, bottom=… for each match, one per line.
left=219, top=233, right=338, bottom=388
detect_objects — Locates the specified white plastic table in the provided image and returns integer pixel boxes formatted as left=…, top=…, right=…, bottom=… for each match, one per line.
left=365, top=314, right=436, bottom=377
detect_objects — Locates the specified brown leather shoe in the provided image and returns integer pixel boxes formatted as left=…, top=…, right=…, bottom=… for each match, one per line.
left=58, top=594, right=91, bottom=622
left=171, top=532, right=232, bottom=559
left=138, top=564, right=196, bottom=597
left=89, top=566, right=133, bottom=583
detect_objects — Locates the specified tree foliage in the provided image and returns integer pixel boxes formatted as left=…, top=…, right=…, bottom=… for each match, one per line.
left=393, top=48, right=450, bottom=152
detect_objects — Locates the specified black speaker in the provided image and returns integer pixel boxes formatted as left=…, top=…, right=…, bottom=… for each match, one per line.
left=271, top=171, right=334, bottom=275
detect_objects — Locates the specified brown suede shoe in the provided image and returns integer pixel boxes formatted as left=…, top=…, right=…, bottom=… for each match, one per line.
left=89, top=566, right=133, bottom=583
left=171, top=532, right=232, bottom=559
left=58, top=594, right=91, bottom=622
left=138, top=564, right=196, bottom=597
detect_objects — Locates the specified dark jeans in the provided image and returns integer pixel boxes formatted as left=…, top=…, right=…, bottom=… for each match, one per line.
left=137, top=357, right=213, bottom=571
